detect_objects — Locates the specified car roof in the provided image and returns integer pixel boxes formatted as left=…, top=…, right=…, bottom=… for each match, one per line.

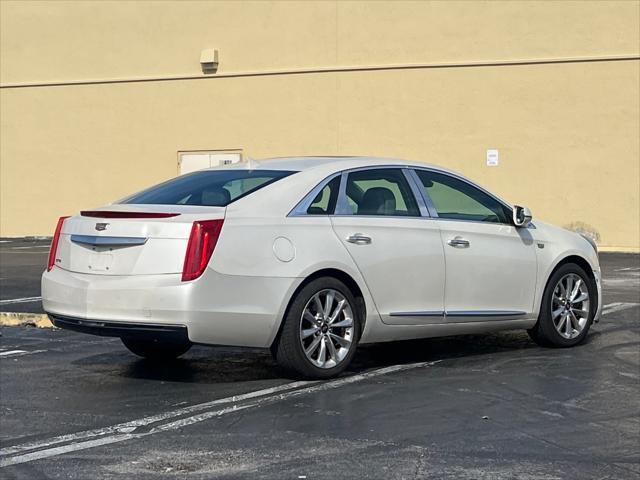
left=220, top=156, right=448, bottom=174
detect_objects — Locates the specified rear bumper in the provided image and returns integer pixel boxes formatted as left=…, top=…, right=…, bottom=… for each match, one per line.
left=48, top=313, right=189, bottom=343
left=41, top=266, right=301, bottom=348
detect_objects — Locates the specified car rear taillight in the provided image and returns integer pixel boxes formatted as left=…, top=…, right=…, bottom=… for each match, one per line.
left=47, top=216, right=70, bottom=272
left=181, top=220, right=224, bottom=281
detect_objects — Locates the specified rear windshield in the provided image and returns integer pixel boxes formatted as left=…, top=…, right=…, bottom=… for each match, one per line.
left=121, top=170, right=295, bottom=207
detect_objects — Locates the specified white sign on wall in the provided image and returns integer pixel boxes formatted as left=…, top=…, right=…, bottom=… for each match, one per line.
left=178, top=152, right=242, bottom=175
left=486, top=149, right=499, bottom=167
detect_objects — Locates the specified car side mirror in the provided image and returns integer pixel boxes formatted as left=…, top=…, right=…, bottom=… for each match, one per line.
left=513, top=205, right=532, bottom=227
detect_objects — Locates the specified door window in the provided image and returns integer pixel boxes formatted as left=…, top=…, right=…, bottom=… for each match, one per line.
left=415, top=170, right=511, bottom=224
left=345, top=169, right=420, bottom=216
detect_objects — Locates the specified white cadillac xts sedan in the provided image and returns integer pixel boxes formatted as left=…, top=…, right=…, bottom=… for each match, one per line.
left=42, top=157, right=602, bottom=378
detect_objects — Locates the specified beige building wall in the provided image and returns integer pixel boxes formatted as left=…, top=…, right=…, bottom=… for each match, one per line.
left=1, top=1, right=639, bottom=251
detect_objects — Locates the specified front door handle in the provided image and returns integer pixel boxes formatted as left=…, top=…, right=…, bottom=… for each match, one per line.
left=346, top=233, right=372, bottom=245
left=447, top=236, right=470, bottom=248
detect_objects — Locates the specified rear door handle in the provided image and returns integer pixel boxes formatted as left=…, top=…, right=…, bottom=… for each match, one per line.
left=447, top=236, right=470, bottom=248
left=346, top=233, right=372, bottom=245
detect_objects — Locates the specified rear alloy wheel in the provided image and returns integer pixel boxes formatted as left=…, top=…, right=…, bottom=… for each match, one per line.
left=528, top=263, right=596, bottom=347
left=273, top=277, right=361, bottom=379
left=121, top=338, right=191, bottom=360
left=300, top=289, right=356, bottom=369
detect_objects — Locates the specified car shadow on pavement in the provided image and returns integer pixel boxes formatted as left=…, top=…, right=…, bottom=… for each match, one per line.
left=350, top=330, right=537, bottom=372
left=74, top=345, right=282, bottom=383
left=73, top=330, right=541, bottom=383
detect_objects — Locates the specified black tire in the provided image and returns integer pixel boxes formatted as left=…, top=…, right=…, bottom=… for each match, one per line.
left=121, top=338, right=191, bottom=360
left=272, top=277, right=362, bottom=379
left=528, top=263, right=597, bottom=348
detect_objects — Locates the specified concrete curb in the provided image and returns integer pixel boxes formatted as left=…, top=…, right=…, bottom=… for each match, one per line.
left=0, top=312, right=53, bottom=328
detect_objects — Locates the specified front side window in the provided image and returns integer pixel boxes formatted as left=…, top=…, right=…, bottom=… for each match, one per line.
left=121, top=170, right=295, bottom=206
left=344, top=169, right=420, bottom=216
left=415, top=170, right=511, bottom=224
left=307, top=176, right=340, bottom=215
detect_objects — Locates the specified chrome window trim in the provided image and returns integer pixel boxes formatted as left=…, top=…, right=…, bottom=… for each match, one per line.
left=335, top=171, right=352, bottom=215
left=402, top=168, right=431, bottom=217
left=288, top=164, right=518, bottom=223
left=406, top=168, right=438, bottom=217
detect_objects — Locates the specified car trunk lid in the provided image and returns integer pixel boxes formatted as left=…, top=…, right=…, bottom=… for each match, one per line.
left=55, top=205, right=225, bottom=275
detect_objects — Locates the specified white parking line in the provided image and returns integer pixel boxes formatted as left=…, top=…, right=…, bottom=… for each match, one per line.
left=0, top=296, right=42, bottom=305
left=602, top=302, right=640, bottom=315
left=2, top=434, right=139, bottom=467
left=0, top=360, right=440, bottom=467
left=0, top=380, right=316, bottom=457
left=0, top=350, right=27, bottom=357
left=0, top=350, right=46, bottom=358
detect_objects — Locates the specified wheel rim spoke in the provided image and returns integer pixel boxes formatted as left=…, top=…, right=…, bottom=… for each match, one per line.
left=305, top=336, right=322, bottom=356
left=300, top=288, right=355, bottom=369
left=326, top=337, right=338, bottom=363
left=572, top=292, right=588, bottom=303
left=571, top=308, right=589, bottom=318
left=301, top=327, right=319, bottom=339
left=558, top=282, right=567, bottom=298
left=329, top=332, right=351, bottom=348
left=317, top=336, right=327, bottom=365
left=565, top=276, right=574, bottom=298
left=331, top=317, right=353, bottom=328
left=570, top=278, right=582, bottom=301
left=556, top=314, right=567, bottom=332
left=303, top=310, right=318, bottom=325
left=328, top=299, right=346, bottom=324
left=569, top=311, right=580, bottom=330
left=550, top=273, right=590, bottom=339
left=313, top=294, right=324, bottom=316
left=323, top=290, right=335, bottom=317
left=566, top=314, right=573, bottom=334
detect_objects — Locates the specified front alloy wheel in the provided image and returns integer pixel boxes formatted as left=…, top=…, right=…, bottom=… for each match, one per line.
left=551, top=273, right=590, bottom=339
left=528, top=263, right=596, bottom=347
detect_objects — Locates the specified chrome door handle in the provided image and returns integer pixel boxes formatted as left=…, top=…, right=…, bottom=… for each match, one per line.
left=346, top=233, right=372, bottom=245
left=447, top=236, right=470, bottom=248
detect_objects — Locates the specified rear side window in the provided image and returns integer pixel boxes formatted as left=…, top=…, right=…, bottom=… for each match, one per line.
left=121, top=170, right=295, bottom=206
left=307, top=176, right=340, bottom=215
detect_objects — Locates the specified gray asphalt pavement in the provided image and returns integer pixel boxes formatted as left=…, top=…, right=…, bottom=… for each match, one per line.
left=0, top=247, right=638, bottom=479
left=0, top=238, right=50, bottom=313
